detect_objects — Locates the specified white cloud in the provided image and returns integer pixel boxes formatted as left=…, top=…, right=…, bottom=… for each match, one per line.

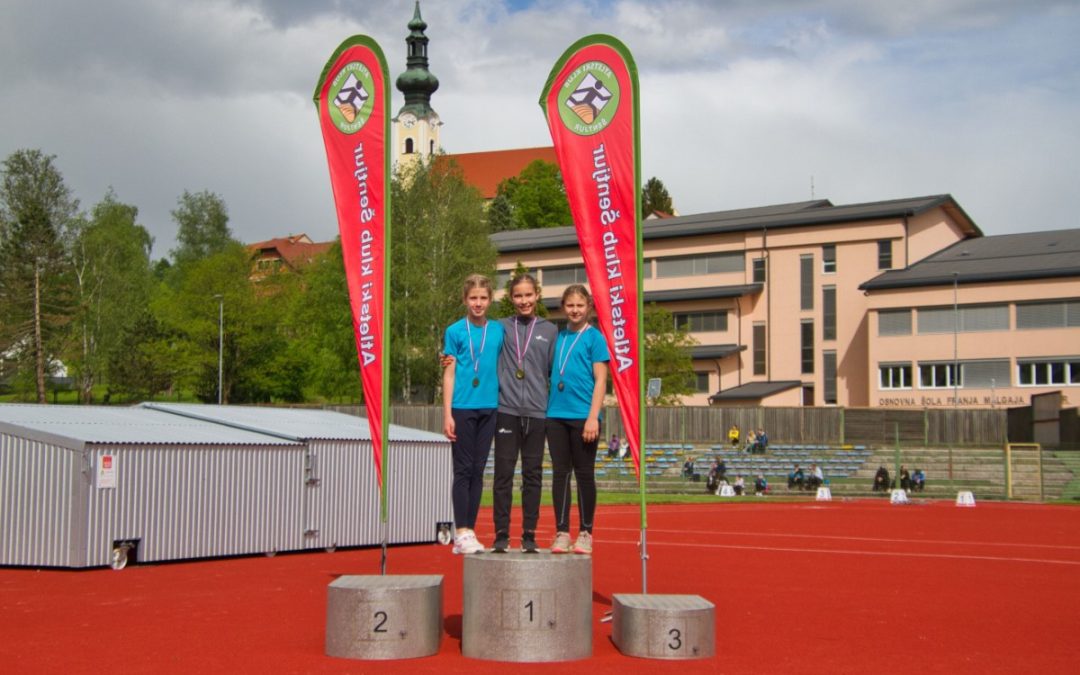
left=1, top=0, right=1077, bottom=259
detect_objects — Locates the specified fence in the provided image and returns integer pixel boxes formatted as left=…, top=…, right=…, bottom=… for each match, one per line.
left=325, top=404, right=1010, bottom=447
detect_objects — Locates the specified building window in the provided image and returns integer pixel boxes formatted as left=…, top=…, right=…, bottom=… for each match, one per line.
left=752, top=257, right=766, bottom=283
left=674, top=311, right=728, bottom=332
left=802, top=385, right=815, bottom=406
left=1016, top=300, right=1080, bottom=329
left=917, top=304, right=1009, bottom=334
left=878, top=309, right=912, bottom=336
left=753, top=323, right=766, bottom=376
left=823, top=351, right=837, bottom=404
left=822, top=244, right=836, bottom=274
left=495, top=269, right=512, bottom=288
left=801, top=320, right=814, bottom=374
left=430, top=140, right=435, bottom=154
left=800, top=255, right=813, bottom=310
left=404, top=138, right=414, bottom=154
left=822, top=286, right=836, bottom=340
left=693, top=372, right=711, bottom=393
left=962, top=360, right=1011, bottom=388
left=877, top=240, right=893, bottom=270
left=542, top=265, right=587, bottom=286
left=879, top=363, right=913, bottom=390
left=1017, top=359, right=1080, bottom=386
left=919, top=362, right=961, bottom=389
left=656, top=252, right=743, bottom=278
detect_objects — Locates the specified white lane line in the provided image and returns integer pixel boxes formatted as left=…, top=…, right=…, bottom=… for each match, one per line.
left=600, top=526, right=1080, bottom=551
left=595, top=538, right=1080, bottom=566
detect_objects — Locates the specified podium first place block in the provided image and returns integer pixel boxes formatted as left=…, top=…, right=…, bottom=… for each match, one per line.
left=612, top=594, right=715, bottom=659
left=463, top=551, right=592, bottom=662
left=325, top=574, right=443, bottom=660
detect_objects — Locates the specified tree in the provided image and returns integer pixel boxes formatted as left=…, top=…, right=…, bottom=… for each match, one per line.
left=282, top=241, right=360, bottom=402
left=642, top=176, right=674, bottom=216
left=486, top=192, right=513, bottom=233
left=643, top=303, right=697, bottom=405
left=68, top=190, right=154, bottom=402
left=153, top=243, right=300, bottom=403
left=0, top=149, right=78, bottom=402
left=169, top=190, right=234, bottom=267
left=392, top=155, right=495, bottom=403
left=494, top=160, right=571, bottom=231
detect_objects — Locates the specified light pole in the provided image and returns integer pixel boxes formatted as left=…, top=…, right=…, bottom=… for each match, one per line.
left=214, top=294, right=224, bottom=405
left=952, top=272, right=959, bottom=407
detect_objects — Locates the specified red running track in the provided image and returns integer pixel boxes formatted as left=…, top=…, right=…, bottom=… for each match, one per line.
left=2, top=499, right=1078, bottom=674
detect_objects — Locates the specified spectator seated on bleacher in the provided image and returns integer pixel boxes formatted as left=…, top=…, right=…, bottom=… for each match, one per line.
left=706, top=463, right=721, bottom=493
left=682, top=457, right=696, bottom=480
left=807, top=463, right=824, bottom=490
left=743, top=430, right=758, bottom=453
left=754, top=428, right=768, bottom=453
left=788, top=465, right=805, bottom=490
left=873, top=466, right=890, bottom=492
left=728, top=423, right=740, bottom=448
left=733, top=475, right=745, bottom=496
left=754, top=473, right=768, bottom=496
left=607, top=434, right=620, bottom=458
left=898, top=465, right=911, bottom=491
left=912, top=468, right=926, bottom=492
left=716, top=459, right=727, bottom=481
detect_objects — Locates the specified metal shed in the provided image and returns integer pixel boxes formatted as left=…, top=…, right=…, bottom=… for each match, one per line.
left=0, top=404, right=451, bottom=568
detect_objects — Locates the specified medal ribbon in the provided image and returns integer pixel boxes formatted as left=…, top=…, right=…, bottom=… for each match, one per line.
left=557, top=325, right=589, bottom=381
left=466, top=318, right=488, bottom=376
left=513, top=316, right=538, bottom=371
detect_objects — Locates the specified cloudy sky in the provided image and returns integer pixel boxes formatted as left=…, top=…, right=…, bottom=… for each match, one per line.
left=2, top=0, right=1077, bottom=258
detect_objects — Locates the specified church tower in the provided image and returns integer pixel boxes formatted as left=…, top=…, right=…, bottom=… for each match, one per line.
left=394, top=1, right=441, bottom=168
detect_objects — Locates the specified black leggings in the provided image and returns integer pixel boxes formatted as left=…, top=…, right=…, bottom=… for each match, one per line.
left=492, top=413, right=546, bottom=536
left=546, top=418, right=598, bottom=534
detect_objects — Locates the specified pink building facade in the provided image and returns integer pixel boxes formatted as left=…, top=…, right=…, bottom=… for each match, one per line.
left=492, top=195, right=1080, bottom=408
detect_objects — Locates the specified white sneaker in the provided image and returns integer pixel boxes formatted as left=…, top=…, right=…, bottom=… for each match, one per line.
left=453, top=530, right=486, bottom=555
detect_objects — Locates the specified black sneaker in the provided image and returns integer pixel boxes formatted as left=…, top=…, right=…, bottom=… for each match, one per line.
left=492, top=533, right=510, bottom=553
left=521, top=532, right=538, bottom=554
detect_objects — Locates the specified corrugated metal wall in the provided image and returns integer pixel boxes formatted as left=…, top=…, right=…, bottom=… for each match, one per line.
left=0, top=433, right=79, bottom=567
left=387, top=442, right=453, bottom=544
left=3, top=430, right=452, bottom=568
left=84, top=444, right=306, bottom=566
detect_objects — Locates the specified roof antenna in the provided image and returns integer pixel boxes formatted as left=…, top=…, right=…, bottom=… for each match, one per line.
left=810, top=175, right=815, bottom=199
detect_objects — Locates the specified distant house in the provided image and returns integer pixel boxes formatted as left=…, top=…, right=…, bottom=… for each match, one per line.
left=248, top=234, right=333, bottom=280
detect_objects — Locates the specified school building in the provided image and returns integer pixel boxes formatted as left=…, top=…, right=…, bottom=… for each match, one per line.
left=490, top=195, right=1080, bottom=408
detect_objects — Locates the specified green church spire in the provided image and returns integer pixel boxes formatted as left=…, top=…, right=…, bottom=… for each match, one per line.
left=395, top=1, right=439, bottom=118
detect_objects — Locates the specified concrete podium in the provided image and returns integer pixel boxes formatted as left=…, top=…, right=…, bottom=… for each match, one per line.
left=325, top=575, right=443, bottom=660
left=462, top=552, right=592, bottom=662
left=612, top=594, right=715, bottom=659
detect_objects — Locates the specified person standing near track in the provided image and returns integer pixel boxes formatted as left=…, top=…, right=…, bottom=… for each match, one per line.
left=442, top=274, right=504, bottom=555
left=546, top=284, right=609, bottom=555
left=491, top=273, right=557, bottom=554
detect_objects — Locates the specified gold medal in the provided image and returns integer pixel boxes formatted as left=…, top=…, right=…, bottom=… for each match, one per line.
left=558, top=381, right=565, bottom=392
left=515, top=368, right=525, bottom=380
left=472, top=377, right=479, bottom=387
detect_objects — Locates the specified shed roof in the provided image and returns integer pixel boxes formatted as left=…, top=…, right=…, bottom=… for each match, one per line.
left=709, top=381, right=802, bottom=402
left=142, top=403, right=446, bottom=443
left=0, top=404, right=300, bottom=451
left=860, top=228, right=1080, bottom=290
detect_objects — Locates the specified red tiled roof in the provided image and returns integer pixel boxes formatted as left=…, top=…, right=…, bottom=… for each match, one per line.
left=439, top=146, right=558, bottom=199
left=248, top=234, right=333, bottom=272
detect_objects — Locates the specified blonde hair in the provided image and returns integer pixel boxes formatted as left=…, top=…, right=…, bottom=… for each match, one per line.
left=561, top=283, right=591, bottom=307
left=462, top=273, right=494, bottom=300
left=509, top=272, right=540, bottom=296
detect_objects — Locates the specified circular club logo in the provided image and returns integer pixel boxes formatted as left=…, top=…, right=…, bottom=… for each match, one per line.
left=329, top=62, right=375, bottom=134
left=557, top=61, right=620, bottom=136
